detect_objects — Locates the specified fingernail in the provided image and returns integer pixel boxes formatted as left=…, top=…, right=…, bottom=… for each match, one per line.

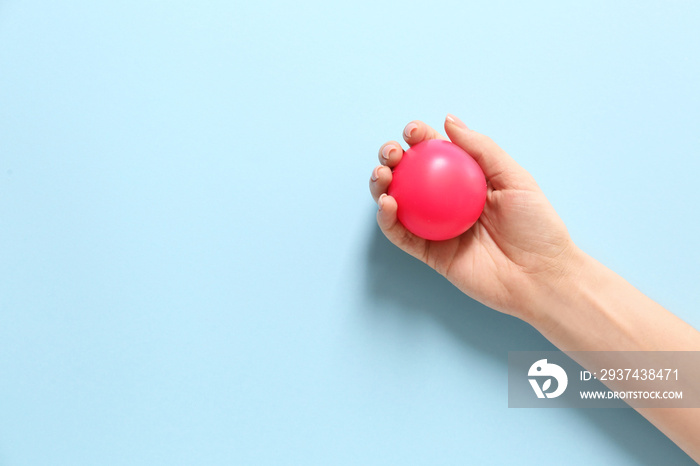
left=404, top=122, right=418, bottom=139
left=371, top=166, right=380, bottom=181
left=378, top=193, right=387, bottom=211
left=381, top=145, right=393, bottom=161
left=446, top=114, right=468, bottom=129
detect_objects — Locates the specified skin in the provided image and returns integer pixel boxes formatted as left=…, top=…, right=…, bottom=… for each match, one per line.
left=369, top=114, right=700, bottom=461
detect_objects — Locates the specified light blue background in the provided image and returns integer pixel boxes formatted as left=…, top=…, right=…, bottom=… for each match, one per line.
left=1, top=1, right=699, bottom=464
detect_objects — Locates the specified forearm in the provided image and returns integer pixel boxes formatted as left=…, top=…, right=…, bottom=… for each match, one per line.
left=527, top=246, right=700, bottom=460
left=532, top=247, right=700, bottom=352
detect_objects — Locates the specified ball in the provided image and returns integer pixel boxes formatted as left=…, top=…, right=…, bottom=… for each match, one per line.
left=387, top=139, right=487, bottom=241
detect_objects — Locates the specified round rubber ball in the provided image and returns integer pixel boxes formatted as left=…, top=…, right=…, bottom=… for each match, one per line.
left=387, top=139, right=487, bottom=241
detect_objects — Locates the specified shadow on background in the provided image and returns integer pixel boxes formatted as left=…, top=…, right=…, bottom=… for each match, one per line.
left=364, top=224, right=694, bottom=465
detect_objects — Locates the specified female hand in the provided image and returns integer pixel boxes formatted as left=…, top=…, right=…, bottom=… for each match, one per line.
left=369, top=115, right=580, bottom=321
left=371, top=116, right=700, bottom=461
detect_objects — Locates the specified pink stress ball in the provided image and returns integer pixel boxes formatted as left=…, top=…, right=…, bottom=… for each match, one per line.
left=388, top=139, right=487, bottom=241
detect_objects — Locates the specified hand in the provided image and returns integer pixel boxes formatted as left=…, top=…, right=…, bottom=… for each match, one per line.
left=371, top=115, right=700, bottom=461
left=369, top=115, right=579, bottom=321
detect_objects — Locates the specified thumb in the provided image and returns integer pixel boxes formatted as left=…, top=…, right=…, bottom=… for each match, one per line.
left=444, top=114, right=533, bottom=190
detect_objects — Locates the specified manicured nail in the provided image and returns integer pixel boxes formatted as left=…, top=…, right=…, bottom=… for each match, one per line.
left=404, top=122, right=418, bottom=139
left=378, top=193, right=387, bottom=211
left=381, top=145, right=393, bottom=161
left=446, top=114, right=468, bottom=129
left=371, top=166, right=380, bottom=181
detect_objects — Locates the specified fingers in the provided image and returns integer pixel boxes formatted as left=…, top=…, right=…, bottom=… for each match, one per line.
left=444, top=114, right=535, bottom=190
left=403, top=120, right=447, bottom=147
left=376, top=194, right=428, bottom=260
left=377, top=120, right=447, bottom=167
left=377, top=141, right=403, bottom=167
left=369, top=167, right=428, bottom=260
left=369, top=165, right=392, bottom=201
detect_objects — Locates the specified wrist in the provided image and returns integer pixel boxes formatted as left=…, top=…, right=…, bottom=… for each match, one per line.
left=517, top=242, right=610, bottom=349
left=514, top=241, right=590, bottom=328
